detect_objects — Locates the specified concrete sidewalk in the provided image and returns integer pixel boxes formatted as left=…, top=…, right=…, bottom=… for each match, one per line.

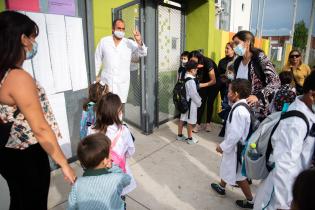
left=49, top=120, right=259, bottom=210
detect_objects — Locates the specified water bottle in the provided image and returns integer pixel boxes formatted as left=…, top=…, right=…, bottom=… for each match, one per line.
left=248, top=143, right=260, bottom=160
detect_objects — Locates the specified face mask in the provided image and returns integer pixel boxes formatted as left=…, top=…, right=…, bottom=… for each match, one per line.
left=234, top=43, right=246, bottom=56
left=227, top=73, right=234, bottom=80
left=25, top=40, right=38, bottom=60
left=114, top=30, right=125, bottom=39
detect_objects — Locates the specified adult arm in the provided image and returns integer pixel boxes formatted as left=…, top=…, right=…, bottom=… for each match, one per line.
left=199, top=68, right=216, bottom=88
left=129, top=30, right=147, bottom=57
left=6, top=70, right=76, bottom=184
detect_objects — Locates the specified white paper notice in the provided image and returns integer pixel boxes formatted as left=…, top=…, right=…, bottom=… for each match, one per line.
left=65, top=17, right=88, bottom=91
left=22, top=60, right=34, bottom=78
left=26, top=12, right=55, bottom=95
left=46, top=14, right=72, bottom=93
left=47, top=93, right=72, bottom=158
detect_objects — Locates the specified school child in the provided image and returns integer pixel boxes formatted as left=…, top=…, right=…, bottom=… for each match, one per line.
left=269, top=71, right=296, bottom=112
left=80, top=81, right=109, bottom=139
left=254, top=71, right=315, bottom=210
left=177, top=51, right=190, bottom=81
left=87, top=93, right=136, bottom=197
left=211, top=79, right=254, bottom=209
left=68, top=133, right=131, bottom=210
left=177, top=60, right=202, bottom=144
left=291, top=169, right=315, bottom=210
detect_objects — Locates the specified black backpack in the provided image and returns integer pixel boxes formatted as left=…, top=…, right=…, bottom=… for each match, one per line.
left=173, top=77, right=195, bottom=115
left=0, top=109, right=20, bottom=148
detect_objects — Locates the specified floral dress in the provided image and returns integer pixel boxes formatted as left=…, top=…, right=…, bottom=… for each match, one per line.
left=0, top=70, right=61, bottom=149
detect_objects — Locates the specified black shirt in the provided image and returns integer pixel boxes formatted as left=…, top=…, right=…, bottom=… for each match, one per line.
left=218, top=56, right=234, bottom=76
left=197, top=56, right=219, bottom=88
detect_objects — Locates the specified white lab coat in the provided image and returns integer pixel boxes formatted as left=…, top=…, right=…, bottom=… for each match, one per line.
left=254, top=97, right=315, bottom=210
left=87, top=124, right=136, bottom=195
left=219, top=99, right=250, bottom=185
left=180, top=74, right=201, bottom=124
left=95, top=35, right=147, bottom=103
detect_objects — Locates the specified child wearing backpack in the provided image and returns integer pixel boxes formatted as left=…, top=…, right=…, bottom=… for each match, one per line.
left=253, top=71, right=315, bottom=210
left=269, top=71, right=296, bottom=112
left=68, top=133, right=131, bottom=210
left=87, top=93, right=136, bottom=199
left=211, top=79, right=254, bottom=209
left=80, top=81, right=109, bottom=139
left=177, top=60, right=202, bottom=144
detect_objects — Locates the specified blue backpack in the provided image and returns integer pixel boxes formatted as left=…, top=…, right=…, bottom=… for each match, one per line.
left=80, top=102, right=96, bottom=139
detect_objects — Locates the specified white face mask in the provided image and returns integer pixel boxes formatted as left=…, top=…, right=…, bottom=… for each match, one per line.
left=233, top=43, right=246, bottom=56
left=114, top=30, right=125, bottom=39
left=227, top=72, right=234, bottom=80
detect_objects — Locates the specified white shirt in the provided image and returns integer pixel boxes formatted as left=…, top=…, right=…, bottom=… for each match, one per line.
left=254, top=96, right=315, bottom=210
left=95, top=36, right=147, bottom=103
left=236, top=61, right=249, bottom=80
left=219, top=99, right=251, bottom=185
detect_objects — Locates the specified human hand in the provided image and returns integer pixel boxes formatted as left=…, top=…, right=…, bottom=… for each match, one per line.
left=246, top=95, right=258, bottom=106
left=133, top=30, right=142, bottom=45
left=216, top=145, right=223, bottom=154
left=61, top=164, right=77, bottom=185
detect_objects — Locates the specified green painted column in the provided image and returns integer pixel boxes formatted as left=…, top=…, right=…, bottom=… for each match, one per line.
left=0, top=0, right=5, bottom=12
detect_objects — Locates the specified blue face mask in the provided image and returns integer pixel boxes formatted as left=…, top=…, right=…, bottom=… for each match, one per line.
left=26, top=40, right=38, bottom=60
left=234, top=43, right=246, bottom=56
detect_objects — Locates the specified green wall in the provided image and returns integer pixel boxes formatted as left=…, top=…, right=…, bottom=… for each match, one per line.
left=93, top=0, right=132, bottom=48
left=0, top=0, right=5, bottom=12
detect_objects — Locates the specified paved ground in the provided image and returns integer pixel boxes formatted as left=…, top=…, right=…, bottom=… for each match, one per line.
left=48, top=120, right=259, bottom=210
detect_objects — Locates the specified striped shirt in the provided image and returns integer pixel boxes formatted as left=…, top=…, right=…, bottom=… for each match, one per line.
left=67, top=165, right=131, bottom=210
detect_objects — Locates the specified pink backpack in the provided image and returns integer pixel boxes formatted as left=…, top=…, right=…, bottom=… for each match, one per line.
left=110, top=126, right=126, bottom=173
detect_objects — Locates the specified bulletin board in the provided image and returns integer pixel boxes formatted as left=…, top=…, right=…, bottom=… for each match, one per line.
left=3, top=0, right=92, bottom=161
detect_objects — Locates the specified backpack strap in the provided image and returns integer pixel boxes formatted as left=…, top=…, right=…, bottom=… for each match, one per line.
left=111, top=126, right=124, bottom=149
left=184, top=77, right=194, bottom=119
left=265, top=110, right=310, bottom=172
left=229, top=102, right=251, bottom=123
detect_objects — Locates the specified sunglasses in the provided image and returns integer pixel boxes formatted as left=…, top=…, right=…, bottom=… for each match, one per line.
left=289, top=54, right=301, bottom=59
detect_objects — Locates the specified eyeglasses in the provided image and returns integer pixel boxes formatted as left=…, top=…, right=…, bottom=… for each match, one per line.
left=289, top=54, right=301, bottom=59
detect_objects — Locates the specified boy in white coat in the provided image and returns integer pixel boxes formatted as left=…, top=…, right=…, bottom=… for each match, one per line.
left=254, top=72, right=315, bottom=210
left=177, top=60, right=202, bottom=144
left=211, top=79, right=254, bottom=209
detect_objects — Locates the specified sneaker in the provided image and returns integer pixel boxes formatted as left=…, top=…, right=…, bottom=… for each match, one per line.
left=235, top=199, right=254, bottom=209
left=210, top=183, right=226, bottom=195
left=205, top=123, right=212, bottom=132
left=192, top=124, right=201, bottom=133
left=176, top=135, right=187, bottom=141
left=187, top=138, right=198, bottom=144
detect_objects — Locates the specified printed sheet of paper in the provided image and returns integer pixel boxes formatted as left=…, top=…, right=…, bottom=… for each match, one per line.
left=26, top=12, right=55, bottom=94
left=22, top=60, right=34, bottom=78
left=65, top=17, right=88, bottom=91
left=48, top=0, right=75, bottom=16
left=47, top=93, right=72, bottom=158
left=46, top=14, right=72, bottom=93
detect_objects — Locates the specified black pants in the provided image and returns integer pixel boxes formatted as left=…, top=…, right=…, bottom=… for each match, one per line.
left=197, top=87, right=220, bottom=124
left=0, top=143, right=50, bottom=210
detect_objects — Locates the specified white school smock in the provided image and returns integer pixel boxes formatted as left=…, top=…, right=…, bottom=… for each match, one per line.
left=219, top=99, right=250, bottom=185
left=95, top=35, right=147, bottom=103
left=87, top=124, right=136, bottom=195
left=180, top=74, right=202, bottom=124
left=254, top=96, right=315, bottom=210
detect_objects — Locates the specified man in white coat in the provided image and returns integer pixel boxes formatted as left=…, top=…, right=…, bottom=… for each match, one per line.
left=254, top=71, right=315, bottom=210
left=95, top=19, right=147, bottom=103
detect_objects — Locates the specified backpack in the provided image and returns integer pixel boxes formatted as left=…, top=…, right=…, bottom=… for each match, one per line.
left=173, top=77, right=194, bottom=115
left=228, top=102, right=260, bottom=171
left=80, top=102, right=96, bottom=139
left=0, top=109, right=20, bottom=148
left=110, top=126, right=127, bottom=173
left=243, top=110, right=310, bottom=180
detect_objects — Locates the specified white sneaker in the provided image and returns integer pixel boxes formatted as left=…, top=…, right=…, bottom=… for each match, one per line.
left=187, top=138, right=198, bottom=144
left=176, top=135, right=187, bottom=141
